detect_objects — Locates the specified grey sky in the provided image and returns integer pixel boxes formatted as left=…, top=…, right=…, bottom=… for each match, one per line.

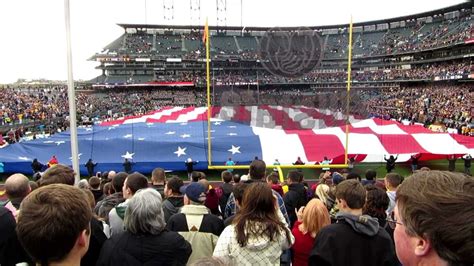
left=0, top=0, right=467, bottom=84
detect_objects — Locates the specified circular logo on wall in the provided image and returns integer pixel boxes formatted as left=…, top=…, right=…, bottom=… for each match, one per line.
left=259, top=27, right=324, bottom=78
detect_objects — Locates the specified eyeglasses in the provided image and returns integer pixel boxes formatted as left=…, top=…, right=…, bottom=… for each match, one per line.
left=387, top=212, right=403, bottom=229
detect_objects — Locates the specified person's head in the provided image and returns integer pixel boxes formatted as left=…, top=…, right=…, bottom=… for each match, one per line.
left=198, top=179, right=210, bottom=193
left=191, top=171, right=201, bottom=182
left=389, top=155, right=395, bottom=160
left=299, top=199, right=330, bottom=237
left=151, top=168, right=166, bottom=184
left=28, top=181, right=39, bottom=192
left=419, top=166, right=430, bottom=171
left=5, top=173, right=31, bottom=200
left=112, top=172, right=128, bottom=193
left=233, top=174, right=241, bottom=183
left=233, top=183, right=248, bottom=208
left=40, top=164, right=75, bottom=186
left=87, top=159, right=92, bottom=163
left=88, top=176, right=101, bottom=190
left=221, top=171, right=233, bottom=183
left=180, top=182, right=207, bottom=205
left=365, top=169, right=377, bottom=181
left=384, top=173, right=403, bottom=191
left=77, top=179, right=90, bottom=189
left=346, top=172, right=361, bottom=182
left=123, top=172, right=149, bottom=199
left=324, top=156, right=328, bottom=161
left=266, top=172, right=280, bottom=185
left=394, top=171, right=474, bottom=266
left=124, top=188, right=165, bottom=235
left=16, top=184, right=91, bottom=265
left=363, top=185, right=390, bottom=224
left=332, top=172, right=344, bottom=186
left=249, top=159, right=266, bottom=180
left=315, top=184, right=330, bottom=206
left=287, top=170, right=302, bottom=184
left=81, top=189, right=96, bottom=211
left=335, top=179, right=366, bottom=212
left=108, top=170, right=116, bottom=180
left=234, top=182, right=291, bottom=247
left=103, top=182, right=113, bottom=196
left=165, top=176, right=184, bottom=197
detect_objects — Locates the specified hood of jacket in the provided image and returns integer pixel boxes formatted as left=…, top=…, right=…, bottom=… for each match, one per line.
left=115, top=200, right=129, bottom=220
left=336, top=212, right=380, bottom=236
left=164, top=196, right=184, bottom=211
left=288, top=183, right=306, bottom=195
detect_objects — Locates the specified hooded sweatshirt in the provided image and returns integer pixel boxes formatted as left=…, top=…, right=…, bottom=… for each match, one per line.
left=108, top=200, right=129, bottom=236
left=162, top=196, right=184, bottom=223
left=309, top=212, right=397, bottom=266
left=213, top=210, right=294, bottom=265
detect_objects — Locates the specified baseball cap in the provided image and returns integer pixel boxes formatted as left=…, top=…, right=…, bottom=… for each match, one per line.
left=180, top=182, right=206, bottom=203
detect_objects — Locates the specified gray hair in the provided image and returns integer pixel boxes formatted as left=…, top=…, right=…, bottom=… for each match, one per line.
left=124, top=188, right=165, bottom=235
left=77, top=179, right=90, bottom=189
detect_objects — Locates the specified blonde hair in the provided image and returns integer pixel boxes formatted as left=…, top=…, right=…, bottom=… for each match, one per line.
left=299, top=199, right=330, bottom=238
left=315, top=184, right=330, bottom=206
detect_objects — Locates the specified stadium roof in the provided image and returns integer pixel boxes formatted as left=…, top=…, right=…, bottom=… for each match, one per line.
left=118, top=2, right=472, bottom=31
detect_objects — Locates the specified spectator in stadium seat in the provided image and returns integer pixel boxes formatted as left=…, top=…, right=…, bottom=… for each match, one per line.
left=162, top=176, right=184, bottom=222
left=384, top=173, right=402, bottom=217
left=393, top=171, right=474, bottom=266
left=284, top=170, right=308, bottom=228
left=97, top=189, right=191, bottom=265
left=309, top=180, right=397, bottom=266
left=291, top=199, right=330, bottom=266
left=108, top=172, right=149, bottom=236
left=4, top=174, right=31, bottom=216
left=213, top=182, right=294, bottom=265
left=16, top=184, right=92, bottom=266
left=150, top=167, right=166, bottom=199
left=384, top=155, right=398, bottom=173
left=166, top=182, right=224, bottom=264
left=95, top=172, right=127, bottom=221
left=224, top=160, right=289, bottom=224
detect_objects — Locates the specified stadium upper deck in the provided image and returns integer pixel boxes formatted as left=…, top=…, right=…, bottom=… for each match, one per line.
left=89, top=2, right=473, bottom=86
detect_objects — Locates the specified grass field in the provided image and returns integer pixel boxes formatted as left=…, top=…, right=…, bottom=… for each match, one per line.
left=0, top=160, right=470, bottom=183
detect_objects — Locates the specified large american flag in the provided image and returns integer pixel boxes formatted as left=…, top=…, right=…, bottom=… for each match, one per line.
left=0, top=106, right=472, bottom=175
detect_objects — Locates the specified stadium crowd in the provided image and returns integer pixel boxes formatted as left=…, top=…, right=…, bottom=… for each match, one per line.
left=1, top=79, right=472, bottom=143
left=1, top=161, right=473, bottom=265
left=105, top=14, right=473, bottom=60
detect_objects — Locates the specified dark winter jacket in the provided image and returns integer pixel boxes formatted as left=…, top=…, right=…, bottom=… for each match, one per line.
left=284, top=183, right=308, bottom=228
left=309, top=212, right=397, bottom=266
left=163, top=196, right=184, bottom=223
left=95, top=192, right=125, bottom=221
left=166, top=205, right=224, bottom=236
left=96, top=230, right=192, bottom=266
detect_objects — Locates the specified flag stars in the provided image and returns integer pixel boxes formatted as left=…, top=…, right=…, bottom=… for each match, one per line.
left=174, top=146, right=187, bottom=157
left=228, top=145, right=241, bottom=155
left=121, top=151, right=135, bottom=160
